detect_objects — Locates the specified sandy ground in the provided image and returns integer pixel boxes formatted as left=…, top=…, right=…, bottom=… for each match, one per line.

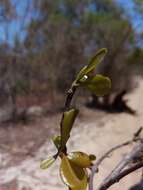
left=0, top=77, right=143, bottom=190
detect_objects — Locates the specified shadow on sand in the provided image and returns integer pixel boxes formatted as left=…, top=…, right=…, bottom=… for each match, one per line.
left=86, top=90, right=136, bottom=115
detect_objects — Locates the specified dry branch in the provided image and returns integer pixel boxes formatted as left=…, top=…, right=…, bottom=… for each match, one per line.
left=97, top=142, right=143, bottom=190
left=89, top=127, right=143, bottom=190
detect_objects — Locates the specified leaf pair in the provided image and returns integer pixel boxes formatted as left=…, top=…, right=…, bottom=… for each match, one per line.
left=40, top=48, right=111, bottom=190
left=74, top=48, right=111, bottom=96
left=60, top=152, right=96, bottom=189
left=41, top=151, right=95, bottom=189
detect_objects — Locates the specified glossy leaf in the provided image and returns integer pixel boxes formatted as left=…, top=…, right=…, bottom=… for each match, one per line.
left=40, top=156, right=56, bottom=169
left=84, top=74, right=111, bottom=96
left=72, top=173, right=88, bottom=190
left=67, top=151, right=92, bottom=168
left=75, top=66, right=88, bottom=83
left=86, top=48, right=107, bottom=75
left=60, top=108, right=79, bottom=150
left=52, top=135, right=61, bottom=150
left=75, top=48, right=107, bottom=83
left=60, top=155, right=88, bottom=189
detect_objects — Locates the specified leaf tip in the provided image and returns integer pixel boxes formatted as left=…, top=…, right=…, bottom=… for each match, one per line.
left=40, top=157, right=56, bottom=170
left=96, top=48, right=108, bottom=57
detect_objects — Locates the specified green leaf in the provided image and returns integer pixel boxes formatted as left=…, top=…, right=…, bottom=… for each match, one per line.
left=60, top=155, right=88, bottom=189
left=52, top=135, right=61, bottom=150
left=72, top=176, right=88, bottom=190
left=75, top=48, right=107, bottom=83
left=84, top=74, right=111, bottom=96
left=67, top=151, right=92, bottom=168
left=75, top=66, right=88, bottom=83
left=40, top=156, right=56, bottom=169
left=60, top=108, right=79, bottom=150
left=86, top=48, right=107, bottom=75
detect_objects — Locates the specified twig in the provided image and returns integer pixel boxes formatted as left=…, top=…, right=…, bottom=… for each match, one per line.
left=97, top=161, right=143, bottom=190
left=89, top=127, right=143, bottom=190
left=97, top=142, right=143, bottom=190
left=134, top=127, right=143, bottom=139
left=102, top=142, right=143, bottom=181
left=89, top=140, right=135, bottom=190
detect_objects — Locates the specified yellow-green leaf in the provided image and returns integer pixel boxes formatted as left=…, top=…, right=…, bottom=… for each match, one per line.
left=67, top=151, right=92, bottom=168
left=72, top=175, right=88, bottom=190
left=52, top=135, right=61, bottom=150
left=84, top=74, right=111, bottom=96
left=75, top=48, right=107, bottom=83
left=86, top=48, right=107, bottom=74
left=75, top=66, right=88, bottom=83
left=60, top=155, right=88, bottom=189
left=60, top=108, right=78, bottom=150
left=40, top=156, right=56, bottom=169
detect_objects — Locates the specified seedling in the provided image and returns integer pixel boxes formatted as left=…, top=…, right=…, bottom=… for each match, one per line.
left=40, top=48, right=111, bottom=190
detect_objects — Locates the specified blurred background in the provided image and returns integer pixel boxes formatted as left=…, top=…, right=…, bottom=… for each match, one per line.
left=0, top=0, right=143, bottom=190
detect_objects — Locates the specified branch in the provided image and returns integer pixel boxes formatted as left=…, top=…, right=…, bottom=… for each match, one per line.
left=89, top=127, right=143, bottom=190
left=97, top=142, right=143, bottom=190
left=89, top=140, right=135, bottom=190
left=97, top=161, right=143, bottom=190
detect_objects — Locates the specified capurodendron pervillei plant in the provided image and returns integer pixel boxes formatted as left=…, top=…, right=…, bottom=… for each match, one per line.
left=40, top=48, right=111, bottom=190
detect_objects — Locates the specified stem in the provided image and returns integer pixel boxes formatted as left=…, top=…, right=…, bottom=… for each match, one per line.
left=57, top=83, right=77, bottom=155
left=64, top=84, right=76, bottom=111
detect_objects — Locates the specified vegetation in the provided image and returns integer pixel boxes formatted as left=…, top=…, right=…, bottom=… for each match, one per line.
left=0, top=0, right=143, bottom=119
left=0, top=1, right=143, bottom=190
left=39, top=48, right=143, bottom=190
left=40, top=48, right=111, bottom=190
